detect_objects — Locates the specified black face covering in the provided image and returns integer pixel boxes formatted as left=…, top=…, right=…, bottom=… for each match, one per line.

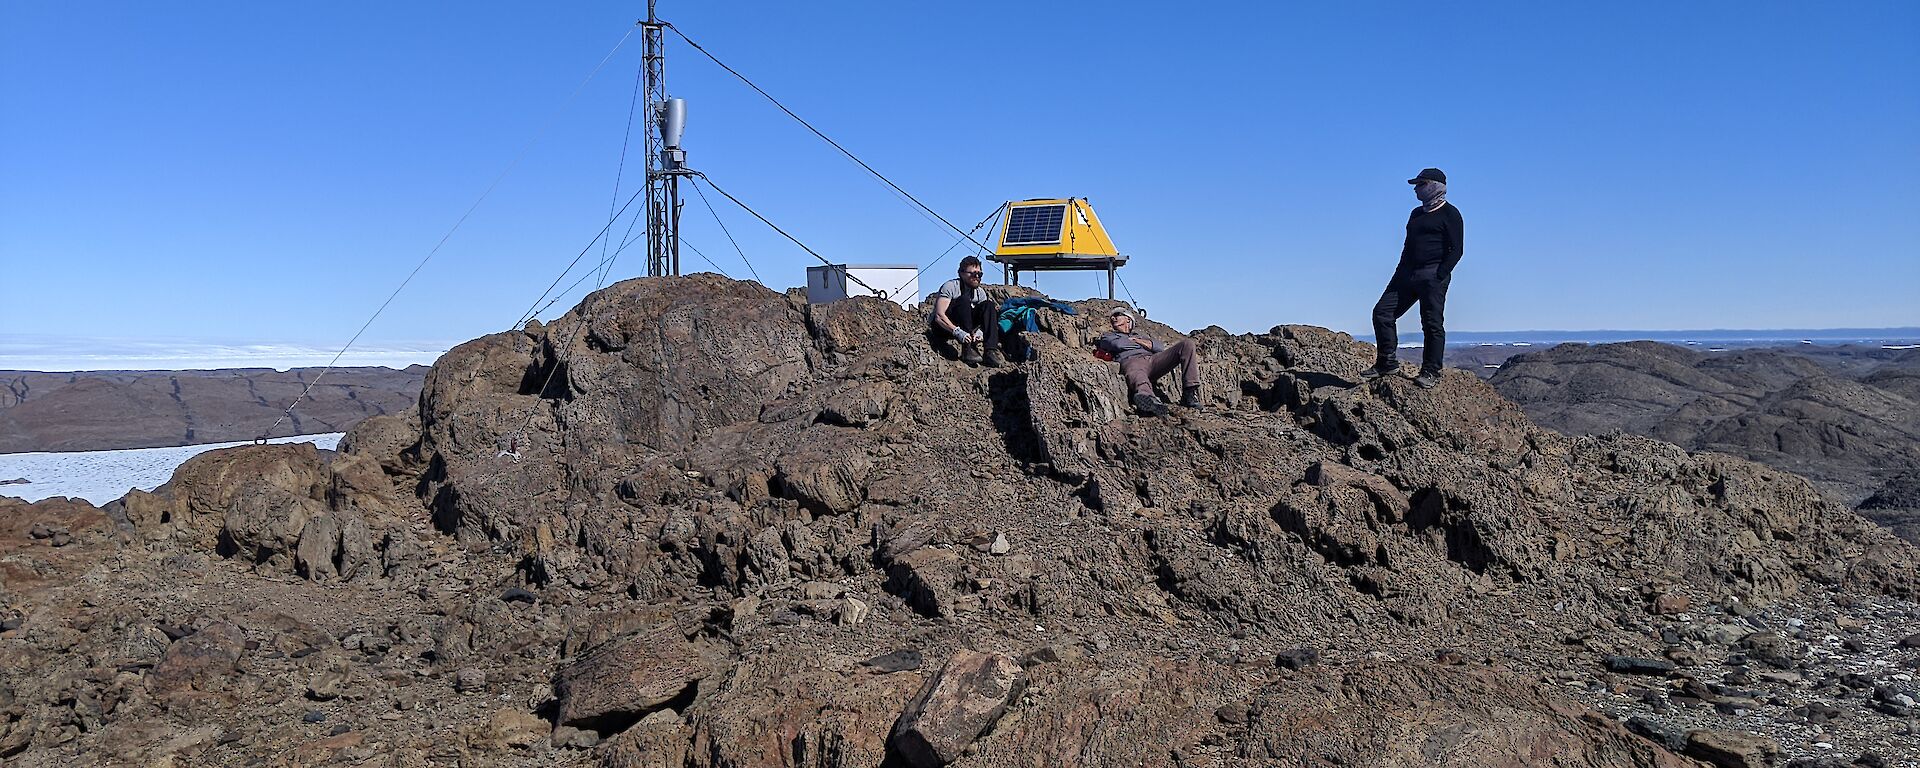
left=1415, top=180, right=1447, bottom=212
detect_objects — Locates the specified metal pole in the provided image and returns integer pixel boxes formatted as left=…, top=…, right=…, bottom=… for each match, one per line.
left=1107, top=260, right=1115, bottom=300
left=668, top=175, right=681, bottom=275
left=642, top=2, right=668, bottom=278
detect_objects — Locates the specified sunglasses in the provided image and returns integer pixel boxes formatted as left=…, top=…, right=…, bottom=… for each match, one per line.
left=962, top=271, right=983, bottom=277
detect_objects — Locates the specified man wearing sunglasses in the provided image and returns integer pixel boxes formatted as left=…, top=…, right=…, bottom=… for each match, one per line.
left=929, top=255, right=1004, bottom=367
left=1362, top=167, right=1463, bottom=389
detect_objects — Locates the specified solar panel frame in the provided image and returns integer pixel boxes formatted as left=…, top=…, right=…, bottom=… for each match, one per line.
left=1001, top=204, right=1067, bottom=247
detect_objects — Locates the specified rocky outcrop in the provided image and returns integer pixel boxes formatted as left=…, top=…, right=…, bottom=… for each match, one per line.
left=0, top=366, right=426, bottom=452
left=1490, top=341, right=1920, bottom=541
left=110, top=440, right=423, bottom=581
left=3, top=275, right=1918, bottom=766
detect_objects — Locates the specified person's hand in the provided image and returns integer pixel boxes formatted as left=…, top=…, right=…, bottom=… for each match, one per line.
left=970, top=329, right=985, bottom=343
left=951, top=328, right=970, bottom=342
left=1132, top=336, right=1155, bottom=350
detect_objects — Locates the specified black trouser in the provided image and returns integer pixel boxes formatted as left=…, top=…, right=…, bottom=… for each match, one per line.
left=936, top=298, right=1001, bottom=349
left=1371, top=265, right=1449, bottom=374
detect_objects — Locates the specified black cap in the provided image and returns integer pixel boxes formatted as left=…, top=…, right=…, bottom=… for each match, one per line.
left=1407, top=168, right=1446, bottom=184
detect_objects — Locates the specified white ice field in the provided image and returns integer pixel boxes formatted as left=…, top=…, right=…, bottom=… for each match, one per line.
left=0, top=433, right=344, bottom=506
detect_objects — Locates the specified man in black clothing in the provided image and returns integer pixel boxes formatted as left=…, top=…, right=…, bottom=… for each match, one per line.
left=928, top=255, right=1003, bottom=367
left=1363, top=167, right=1463, bottom=389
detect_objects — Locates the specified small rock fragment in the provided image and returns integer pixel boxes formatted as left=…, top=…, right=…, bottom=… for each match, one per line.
left=551, top=725, right=600, bottom=749
left=1605, top=656, right=1676, bottom=676
left=988, top=533, right=1010, bottom=556
left=834, top=597, right=870, bottom=626
left=1274, top=648, right=1319, bottom=671
left=1651, top=593, right=1690, bottom=615
left=1684, top=729, right=1777, bottom=768
left=455, top=667, right=487, bottom=693
left=500, top=588, right=537, bottom=604
left=1625, top=716, right=1687, bottom=752
left=862, top=649, right=923, bottom=674
left=485, top=709, right=549, bottom=749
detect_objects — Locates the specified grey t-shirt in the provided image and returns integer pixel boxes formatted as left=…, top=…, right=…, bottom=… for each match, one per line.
left=934, top=278, right=989, bottom=306
left=929, top=278, right=990, bottom=325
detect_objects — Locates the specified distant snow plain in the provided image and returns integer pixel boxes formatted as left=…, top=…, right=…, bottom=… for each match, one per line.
left=0, top=334, right=449, bottom=372
left=0, top=433, right=343, bottom=505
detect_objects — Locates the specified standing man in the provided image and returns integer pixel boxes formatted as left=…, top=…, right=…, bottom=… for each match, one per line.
left=1096, top=307, right=1200, bottom=416
left=929, top=255, right=1003, bottom=367
left=1363, top=167, right=1463, bottom=389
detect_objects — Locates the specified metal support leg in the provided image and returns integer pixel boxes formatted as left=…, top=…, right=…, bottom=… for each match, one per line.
left=1107, top=260, right=1115, bottom=300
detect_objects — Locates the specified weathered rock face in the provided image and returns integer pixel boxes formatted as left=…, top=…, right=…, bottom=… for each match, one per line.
left=4, top=275, right=1918, bottom=766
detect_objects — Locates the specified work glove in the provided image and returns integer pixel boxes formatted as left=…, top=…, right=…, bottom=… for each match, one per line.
left=951, top=328, right=971, bottom=342
left=970, top=329, right=985, bottom=343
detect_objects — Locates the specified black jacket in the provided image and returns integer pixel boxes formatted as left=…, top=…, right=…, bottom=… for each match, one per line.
left=1398, top=202, right=1464, bottom=276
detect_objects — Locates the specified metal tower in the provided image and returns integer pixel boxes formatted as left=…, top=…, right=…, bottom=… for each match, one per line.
left=641, top=2, right=689, bottom=277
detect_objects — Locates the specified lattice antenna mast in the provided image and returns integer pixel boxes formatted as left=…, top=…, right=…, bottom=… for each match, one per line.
left=641, top=2, right=689, bottom=276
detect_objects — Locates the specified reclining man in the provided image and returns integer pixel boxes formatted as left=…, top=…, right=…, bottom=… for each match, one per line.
left=1095, top=307, right=1200, bottom=416
left=928, top=256, right=1004, bottom=367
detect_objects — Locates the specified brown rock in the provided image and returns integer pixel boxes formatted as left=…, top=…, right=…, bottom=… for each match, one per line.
left=1652, top=593, right=1690, bottom=615
left=1683, top=729, right=1777, bottom=768
left=886, top=547, right=967, bottom=618
left=889, top=649, right=1024, bottom=768
left=480, top=709, right=549, bottom=750
left=556, top=622, right=712, bottom=730
left=149, top=622, right=246, bottom=693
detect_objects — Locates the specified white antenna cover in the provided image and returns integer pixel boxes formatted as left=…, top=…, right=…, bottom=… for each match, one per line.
left=660, top=98, right=687, bottom=149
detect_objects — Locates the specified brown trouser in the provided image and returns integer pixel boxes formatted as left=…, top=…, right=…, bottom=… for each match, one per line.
left=1118, top=339, right=1197, bottom=398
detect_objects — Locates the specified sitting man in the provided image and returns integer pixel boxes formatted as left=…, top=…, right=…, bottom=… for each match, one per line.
left=1095, top=307, right=1200, bottom=416
left=928, top=256, right=1003, bottom=367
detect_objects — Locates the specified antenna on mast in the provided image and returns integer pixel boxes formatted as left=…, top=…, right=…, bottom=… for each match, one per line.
left=642, top=1, right=690, bottom=277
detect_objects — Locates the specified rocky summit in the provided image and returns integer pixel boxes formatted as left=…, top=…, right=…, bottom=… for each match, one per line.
left=2, top=274, right=1918, bottom=767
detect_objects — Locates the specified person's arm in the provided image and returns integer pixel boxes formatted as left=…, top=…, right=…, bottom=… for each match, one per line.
left=1441, top=208, right=1464, bottom=277
left=931, top=295, right=958, bottom=333
left=1400, top=209, right=1416, bottom=264
left=1131, top=336, right=1158, bottom=353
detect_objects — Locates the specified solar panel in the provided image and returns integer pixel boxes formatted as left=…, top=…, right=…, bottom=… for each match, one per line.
left=1003, top=205, right=1066, bottom=246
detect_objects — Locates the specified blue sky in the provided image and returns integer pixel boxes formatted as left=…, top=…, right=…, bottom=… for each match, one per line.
left=3, top=1, right=1915, bottom=356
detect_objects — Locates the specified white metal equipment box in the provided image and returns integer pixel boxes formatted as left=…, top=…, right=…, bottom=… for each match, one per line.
left=805, top=264, right=919, bottom=309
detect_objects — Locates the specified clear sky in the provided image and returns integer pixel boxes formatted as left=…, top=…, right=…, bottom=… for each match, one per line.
left=3, top=1, right=1915, bottom=356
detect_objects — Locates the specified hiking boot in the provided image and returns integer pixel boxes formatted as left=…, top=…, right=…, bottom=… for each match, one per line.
left=982, top=347, right=1005, bottom=368
left=1179, top=387, right=1202, bottom=408
left=1359, top=363, right=1399, bottom=381
left=1132, top=392, right=1170, bottom=417
left=960, top=342, right=983, bottom=367
left=1414, top=370, right=1442, bottom=389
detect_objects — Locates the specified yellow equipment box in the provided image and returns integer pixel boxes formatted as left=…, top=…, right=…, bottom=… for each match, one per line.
left=988, top=198, right=1127, bottom=298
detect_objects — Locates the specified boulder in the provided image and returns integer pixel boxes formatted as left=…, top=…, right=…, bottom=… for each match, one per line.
left=149, top=622, right=246, bottom=694
left=555, top=622, right=713, bottom=731
left=889, top=650, right=1024, bottom=767
left=1684, top=729, right=1777, bottom=768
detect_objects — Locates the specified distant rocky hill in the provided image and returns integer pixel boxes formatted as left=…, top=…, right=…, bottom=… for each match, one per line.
left=2, top=275, right=1916, bottom=765
left=0, top=366, right=427, bottom=453
left=1490, top=342, right=1920, bottom=542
